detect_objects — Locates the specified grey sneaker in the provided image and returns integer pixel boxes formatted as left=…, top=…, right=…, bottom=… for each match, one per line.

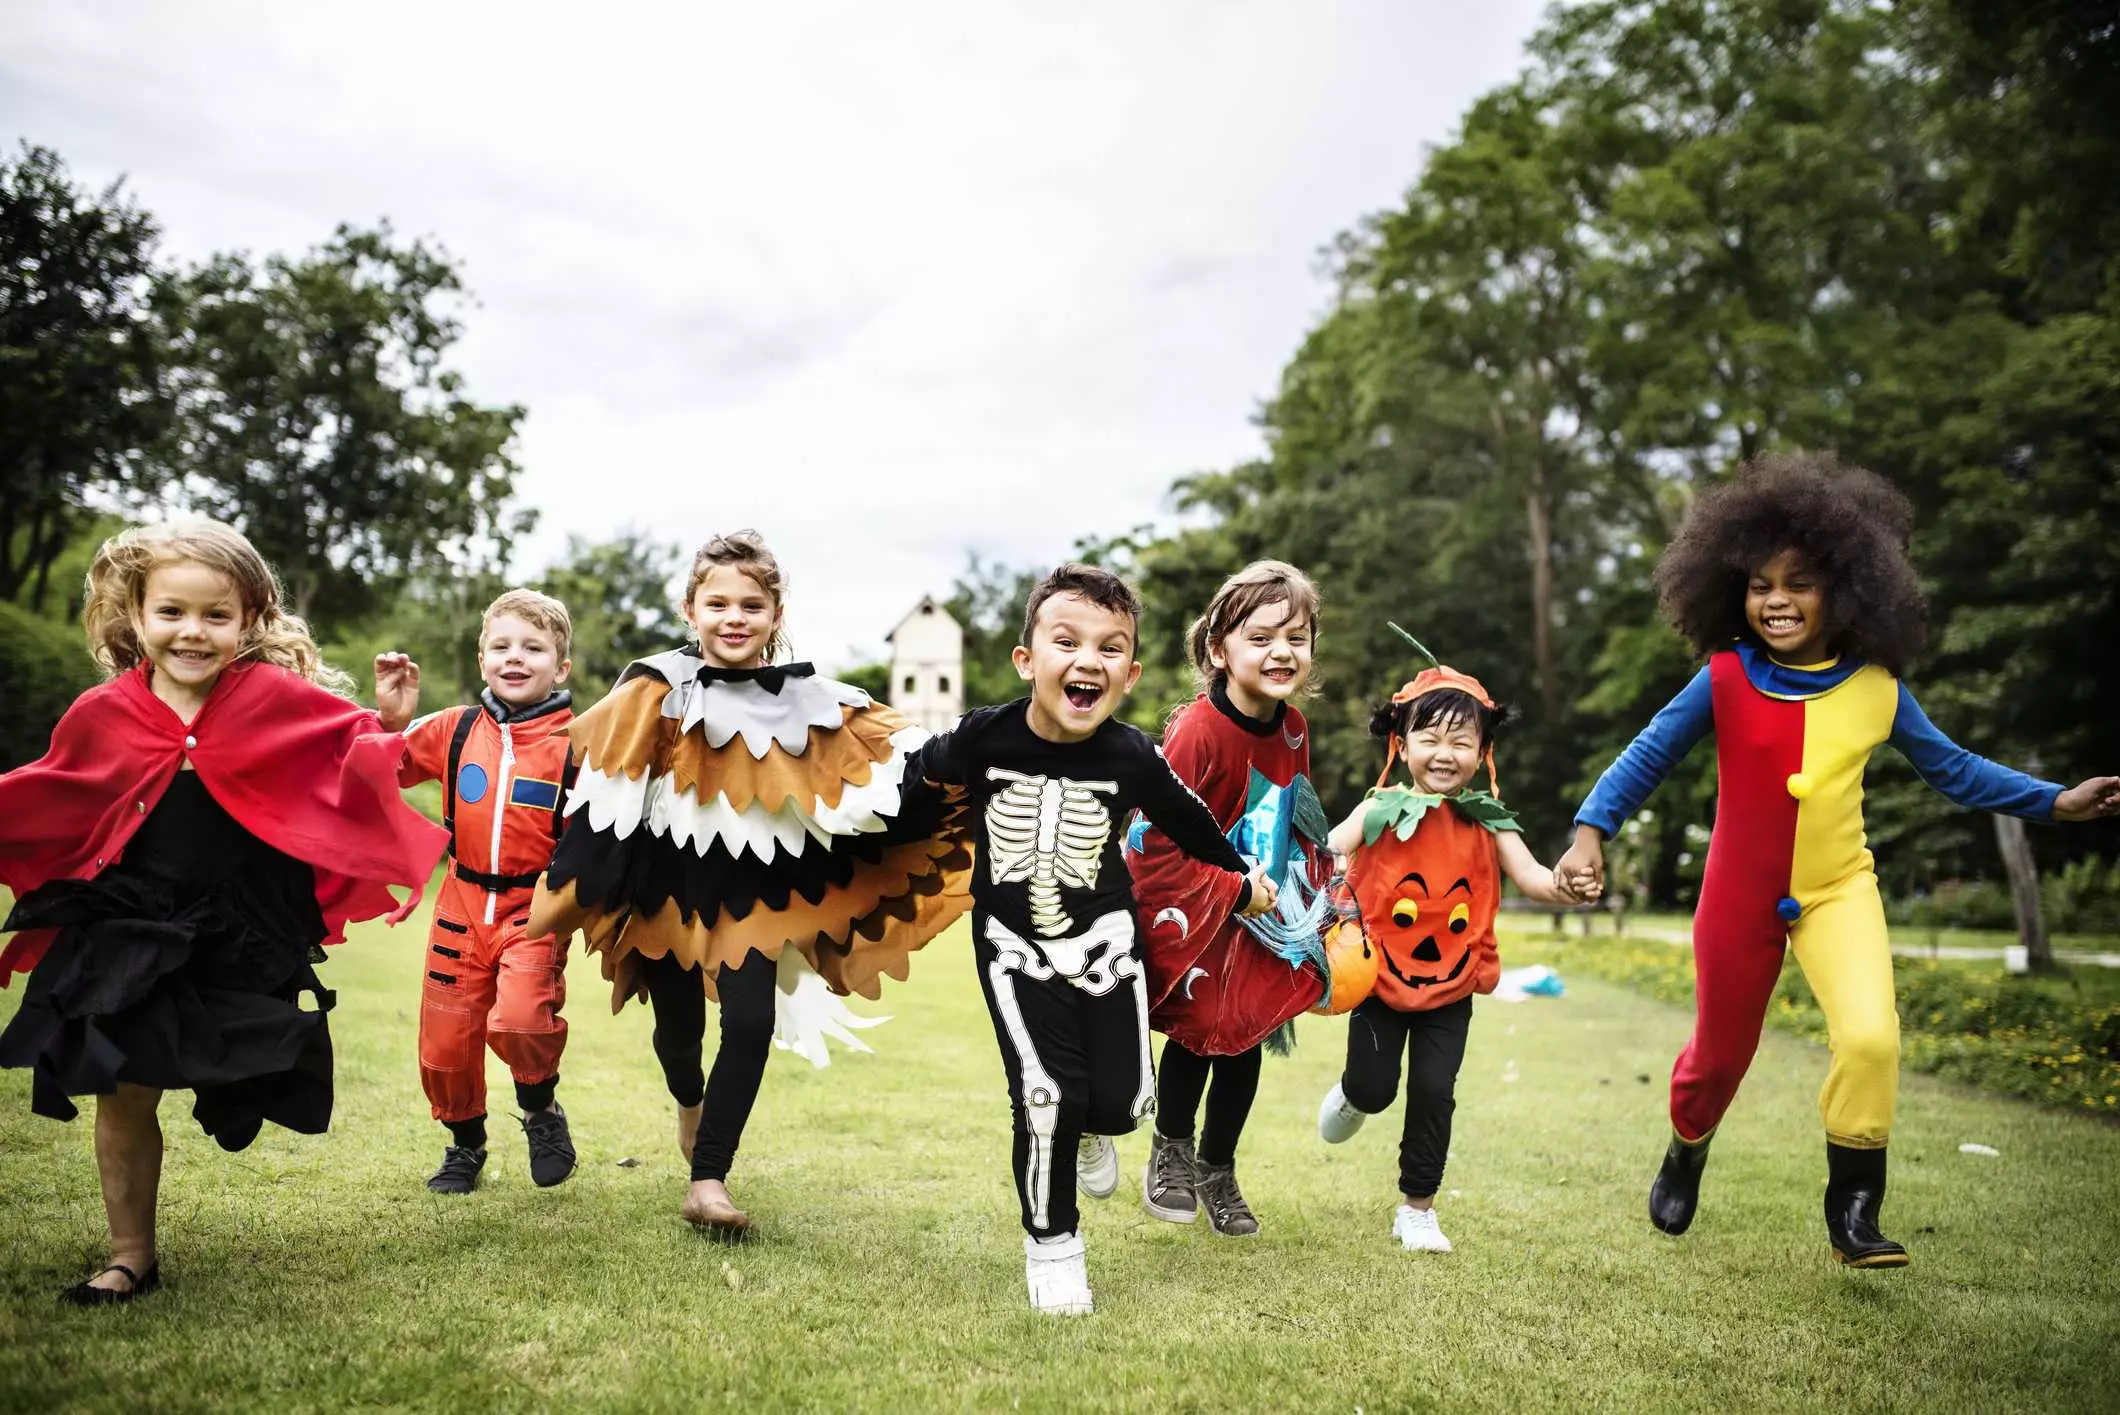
left=427, top=1144, right=486, bottom=1195
left=1195, top=1161, right=1260, bottom=1237
left=1141, top=1131, right=1198, bottom=1224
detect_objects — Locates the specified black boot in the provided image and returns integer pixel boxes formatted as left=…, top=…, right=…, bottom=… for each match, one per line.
left=1648, top=1130, right=1712, bottom=1235
left=1824, top=1142, right=1909, bottom=1268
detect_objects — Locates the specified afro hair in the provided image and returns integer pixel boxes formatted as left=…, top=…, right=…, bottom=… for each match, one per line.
left=1653, top=452, right=1928, bottom=675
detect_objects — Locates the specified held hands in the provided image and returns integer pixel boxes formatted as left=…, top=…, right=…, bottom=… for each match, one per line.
left=1555, top=827, right=1605, bottom=903
left=2055, top=776, right=2120, bottom=822
left=1236, top=865, right=1279, bottom=919
left=373, top=651, right=421, bottom=733
left=1555, top=863, right=1604, bottom=904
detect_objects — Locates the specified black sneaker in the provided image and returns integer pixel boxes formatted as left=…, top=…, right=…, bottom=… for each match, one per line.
left=427, top=1145, right=487, bottom=1194
left=522, top=1105, right=577, bottom=1188
left=1142, top=1131, right=1198, bottom=1224
left=1195, top=1162, right=1260, bottom=1237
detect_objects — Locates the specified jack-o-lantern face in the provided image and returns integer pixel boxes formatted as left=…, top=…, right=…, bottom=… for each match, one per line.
left=1380, top=871, right=1474, bottom=990
left=1350, top=805, right=1501, bottom=1009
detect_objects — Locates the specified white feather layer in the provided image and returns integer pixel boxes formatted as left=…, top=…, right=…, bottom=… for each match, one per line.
left=773, top=949, right=889, bottom=1068
left=563, top=726, right=931, bottom=862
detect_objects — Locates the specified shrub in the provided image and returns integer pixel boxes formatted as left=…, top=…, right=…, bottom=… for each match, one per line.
left=1504, top=926, right=2120, bottom=1116
left=1887, top=878, right=2017, bottom=931
left=0, top=602, right=97, bottom=771
left=2043, top=857, right=2120, bottom=937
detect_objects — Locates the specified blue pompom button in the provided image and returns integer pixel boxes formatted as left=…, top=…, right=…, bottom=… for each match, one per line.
left=1776, top=896, right=1803, bottom=923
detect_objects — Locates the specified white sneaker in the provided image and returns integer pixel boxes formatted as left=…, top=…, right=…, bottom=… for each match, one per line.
left=1393, top=1204, right=1453, bottom=1253
left=1318, top=1083, right=1366, bottom=1143
left=1077, top=1134, right=1119, bottom=1199
left=1025, top=1232, right=1094, bottom=1315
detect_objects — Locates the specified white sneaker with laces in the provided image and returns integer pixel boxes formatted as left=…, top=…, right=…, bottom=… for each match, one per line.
left=1393, top=1204, right=1453, bottom=1253
left=1076, top=1134, right=1119, bottom=1199
left=1024, top=1232, right=1094, bottom=1315
left=1318, top=1083, right=1366, bottom=1144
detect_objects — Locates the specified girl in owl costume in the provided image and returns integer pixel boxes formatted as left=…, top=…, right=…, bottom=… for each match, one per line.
left=529, top=532, right=971, bottom=1235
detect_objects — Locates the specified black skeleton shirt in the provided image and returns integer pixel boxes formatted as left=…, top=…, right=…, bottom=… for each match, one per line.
left=905, top=700, right=1247, bottom=960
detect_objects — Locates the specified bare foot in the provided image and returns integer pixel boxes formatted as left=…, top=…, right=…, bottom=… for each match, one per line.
left=681, top=1178, right=750, bottom=1236
left=676, top=1103, right=702, bottom=1165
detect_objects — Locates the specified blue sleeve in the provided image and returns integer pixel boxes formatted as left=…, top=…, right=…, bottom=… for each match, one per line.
left=1574, top=668, right=1715, bottom=837
left=1887, top=685, right=2060, bottom=821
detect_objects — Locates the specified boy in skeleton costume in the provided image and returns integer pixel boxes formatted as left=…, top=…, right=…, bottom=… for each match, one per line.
left=902, top=565, right=1273, bottom=1315
left=528, top=532, right=972, bottom=1237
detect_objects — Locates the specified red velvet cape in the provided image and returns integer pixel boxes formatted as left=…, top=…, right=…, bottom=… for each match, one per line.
left=0, top=662, right=449, bottom=981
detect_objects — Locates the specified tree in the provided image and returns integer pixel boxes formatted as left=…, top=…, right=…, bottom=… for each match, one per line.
left=0, top=142, right=167, bottom=609
left=837, top=660, right=891, bottom=704
left=159, top=224, right=528, bottom=628
left=537, top=528, right=688, bottom=704
left=944, top=554, right=1039, bottom=710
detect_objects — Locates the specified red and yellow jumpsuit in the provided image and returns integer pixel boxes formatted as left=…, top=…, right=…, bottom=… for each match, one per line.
left=1577, top=642, right=2060, bottom=1147
left=400, top=694, right=574, bottom=1124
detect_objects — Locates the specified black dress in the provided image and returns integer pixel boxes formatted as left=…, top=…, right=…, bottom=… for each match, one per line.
left=0, top=770, right=335, bottom=1151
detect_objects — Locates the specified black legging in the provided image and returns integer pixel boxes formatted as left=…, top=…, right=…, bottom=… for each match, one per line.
left=1154, top=1038, right=1261, bottom=1168
left=1339, top=994, right=1473, bottom=1200
left=637, top=949, right=777, bottom=1183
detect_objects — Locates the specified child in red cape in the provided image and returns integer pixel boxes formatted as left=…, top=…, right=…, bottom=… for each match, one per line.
left=0, top=520, right=447, bottom=1305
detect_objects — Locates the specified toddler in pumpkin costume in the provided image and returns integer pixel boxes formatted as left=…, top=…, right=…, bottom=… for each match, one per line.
left=1317, top=654, right=1584, bottom=1253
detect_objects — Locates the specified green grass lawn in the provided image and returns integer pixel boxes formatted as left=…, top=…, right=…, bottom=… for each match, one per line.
left=3, top=909, right=2119, bottom=1414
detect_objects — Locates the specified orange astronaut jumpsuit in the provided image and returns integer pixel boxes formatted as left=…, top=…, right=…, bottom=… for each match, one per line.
left=400, top=694, right=573, bottom=1123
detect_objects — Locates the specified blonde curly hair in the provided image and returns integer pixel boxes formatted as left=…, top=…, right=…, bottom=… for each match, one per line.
left=82, top=519, right=352, bottom=694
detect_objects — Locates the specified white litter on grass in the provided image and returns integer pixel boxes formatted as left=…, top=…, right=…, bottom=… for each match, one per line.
left=1492, top=964, right=1565, bottom=1003
left=1959, top=1142, right=2001, bottom=1157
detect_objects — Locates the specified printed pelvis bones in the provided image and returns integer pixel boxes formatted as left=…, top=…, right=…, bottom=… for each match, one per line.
left=983, top=768, right=1118, bottom=938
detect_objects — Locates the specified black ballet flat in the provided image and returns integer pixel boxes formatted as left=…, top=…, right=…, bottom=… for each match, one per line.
left=59, top=1262, right=161, bottom=1307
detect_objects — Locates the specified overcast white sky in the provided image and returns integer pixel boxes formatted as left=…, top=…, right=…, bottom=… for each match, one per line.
left=5, top=1, right=1545, bottom=668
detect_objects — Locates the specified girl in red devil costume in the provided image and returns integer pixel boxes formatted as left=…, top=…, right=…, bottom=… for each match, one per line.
left=0, top=521, right=447, bottom=1304
left=1318, top=641, right=1584, bottom=1254
left=1127, top=561, right=1334, bottom=1238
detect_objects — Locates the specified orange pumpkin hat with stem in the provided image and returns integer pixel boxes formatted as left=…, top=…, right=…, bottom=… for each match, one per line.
left=1378, top=622, right=1502, bottom=798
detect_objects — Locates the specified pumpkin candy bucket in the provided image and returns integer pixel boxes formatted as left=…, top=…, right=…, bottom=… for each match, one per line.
left=1309, top=873, right=1377, bottom=1015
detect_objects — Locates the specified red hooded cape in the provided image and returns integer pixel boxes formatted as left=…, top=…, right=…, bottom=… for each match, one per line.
left=0, top=661, right=449, bottom=981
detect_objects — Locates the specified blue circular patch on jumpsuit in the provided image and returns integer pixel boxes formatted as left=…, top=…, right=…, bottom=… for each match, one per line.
left=456, top=762, right=489, bottom=804
left=1776, top=895, right=1803, bottom=923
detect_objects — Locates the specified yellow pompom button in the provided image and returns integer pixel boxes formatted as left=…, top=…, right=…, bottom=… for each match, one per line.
left=1785, top=772, right=1813, bottom=799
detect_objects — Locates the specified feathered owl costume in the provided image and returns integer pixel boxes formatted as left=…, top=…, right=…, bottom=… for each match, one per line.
left=528, top=653, right=971, bottom=1055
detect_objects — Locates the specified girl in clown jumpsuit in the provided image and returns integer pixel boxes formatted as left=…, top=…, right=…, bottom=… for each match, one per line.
left=1558, top=455, right=2120, bottom=1267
